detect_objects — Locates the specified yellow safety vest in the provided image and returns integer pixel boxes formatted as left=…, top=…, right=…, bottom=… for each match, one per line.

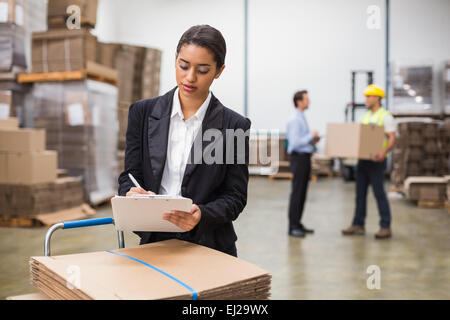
left=361, top=108, right=391, bottom=152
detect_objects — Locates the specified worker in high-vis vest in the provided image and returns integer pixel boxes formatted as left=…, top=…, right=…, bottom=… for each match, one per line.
left=342, top=84, right=396, bottom=239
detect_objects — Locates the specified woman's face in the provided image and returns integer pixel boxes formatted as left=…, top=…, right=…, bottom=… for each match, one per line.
left=175, top=43, right=224, bottom=101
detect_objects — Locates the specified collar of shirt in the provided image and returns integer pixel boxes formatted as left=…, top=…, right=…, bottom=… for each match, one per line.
left=294, top=108, right=305, bottom=118
left=171, top=87, right=212, bottom=122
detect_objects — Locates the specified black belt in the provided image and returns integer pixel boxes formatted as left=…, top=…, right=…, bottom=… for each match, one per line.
left=291, top=151, right=312, bottom=157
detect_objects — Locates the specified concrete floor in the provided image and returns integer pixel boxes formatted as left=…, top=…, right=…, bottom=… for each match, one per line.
left=1, top=176, right=449, bottom=300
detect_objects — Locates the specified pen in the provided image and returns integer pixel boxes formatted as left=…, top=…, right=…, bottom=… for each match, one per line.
left=128, top=173, right=142, bottom=189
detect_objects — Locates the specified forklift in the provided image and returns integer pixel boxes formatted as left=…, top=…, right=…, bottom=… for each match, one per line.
left=341, top=70, right=374, bottom=181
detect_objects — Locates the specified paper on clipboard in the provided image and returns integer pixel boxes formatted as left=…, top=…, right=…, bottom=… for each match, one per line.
left=111, top=195, right=193, bottom=232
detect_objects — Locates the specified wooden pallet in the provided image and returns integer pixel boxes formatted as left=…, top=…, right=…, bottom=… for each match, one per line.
left=389, top=186, right=405, bottom=195
left=17, top=61, right=118, bottom=86
left=310, top=171, right=334, bottom=182
left=268, top=172, right=293, bottom=180
left=445, top=201, right=450, bottom=214
left=417, top=200, right=445, bottom=209
left=0, top=204, right=96, bottom=228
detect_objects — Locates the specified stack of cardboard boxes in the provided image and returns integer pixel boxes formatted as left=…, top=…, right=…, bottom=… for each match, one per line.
left=96, top=41, right=162, bottom=176
left=26, top=0, right=121, bottom=204
left=30, top=0, right=98, bottom=74
left=97, top=42, right=161, bottom=154
left=33, top=80, right=118, bottom=205
left=0, top=0, right=33, bottom=127
left=391, top=121, right=449, bottom=190
left=0, top=0, right=26, bottom=73
left=0, top=117, right=92, bottom=225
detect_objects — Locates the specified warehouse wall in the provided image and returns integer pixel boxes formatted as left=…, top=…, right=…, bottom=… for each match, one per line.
left=95, top=0, right=450, bottom=151
left=94, top=0, right=245, bottom=117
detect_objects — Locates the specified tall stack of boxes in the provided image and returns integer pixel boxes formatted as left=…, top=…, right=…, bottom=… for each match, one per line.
left=0, top=0, right=26, bottom=72
left=28, top=0, right=119, bottom=204
left=33, top=80, right=118, bottom=205
left=391, top=121, right=450, bottom=202
left=0, top=0, right=31, bottom=127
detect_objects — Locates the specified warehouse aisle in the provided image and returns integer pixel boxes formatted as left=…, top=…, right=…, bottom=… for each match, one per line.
left=1, top=177, right=449, bottom=300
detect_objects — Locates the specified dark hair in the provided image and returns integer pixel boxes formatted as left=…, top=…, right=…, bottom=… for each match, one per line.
left=176, top=25, right=227, bottom=69
left=293, top=90, right=308, bottom=108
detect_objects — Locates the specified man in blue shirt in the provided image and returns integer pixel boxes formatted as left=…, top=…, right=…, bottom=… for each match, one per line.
left=286, top=90, right=320, bottom=237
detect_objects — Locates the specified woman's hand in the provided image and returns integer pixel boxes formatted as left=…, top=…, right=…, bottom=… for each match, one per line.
left=163, top=204, right=201, bottom=232
left=126, top=187, right=156, bottom=197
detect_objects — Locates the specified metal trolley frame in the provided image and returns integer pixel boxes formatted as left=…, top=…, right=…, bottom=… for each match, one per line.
left=44, top=218, right=125, bottom=256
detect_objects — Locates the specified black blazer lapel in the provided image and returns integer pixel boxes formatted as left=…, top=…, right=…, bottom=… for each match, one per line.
left=147, top=87, right=177, bottom=191
left=182, top=93, right=224, bottom=188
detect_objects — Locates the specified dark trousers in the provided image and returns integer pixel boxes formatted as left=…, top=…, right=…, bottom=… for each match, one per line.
left=353, top=160, right=392, bottom=228
left=288, top=152, right=311, bottom=230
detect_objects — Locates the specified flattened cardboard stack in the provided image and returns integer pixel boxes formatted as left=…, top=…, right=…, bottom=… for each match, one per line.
left=30, top=240, right=272, bottom=300
left=404, top=176, right=447, bottom=202
left=96, top=42, right=162, bottom=103
left=33, top=80, right=119, bottom=204
left=31, top=28, right=97, bottom=73
left=0, top=176, right=84, bottom=216
left=390, top=121, right=449, bottom=189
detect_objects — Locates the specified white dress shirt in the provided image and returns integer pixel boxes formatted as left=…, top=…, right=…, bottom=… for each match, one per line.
left=159, top=88, right=212, bottom=196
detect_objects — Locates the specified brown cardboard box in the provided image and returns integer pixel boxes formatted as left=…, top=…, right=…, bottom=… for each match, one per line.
left=30, top=239, right=271, bottom=300
left=0, top=128, right=45, bottom=152
left=0, top=117, right=18, bottom=128
left=325, top=123, right=385, bottom=160
left=96, top=42, right=120, bottom=68
left=32, top=28, right=97, bottom=73
left=0, top=150, right=57, bottom=184
left=47, top=0, right=97, bottom=28
left=0, top=0, right=24, bottom=25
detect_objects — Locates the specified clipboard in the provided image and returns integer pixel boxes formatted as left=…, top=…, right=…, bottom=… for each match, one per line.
left=111, top=195, right=193, bottom=232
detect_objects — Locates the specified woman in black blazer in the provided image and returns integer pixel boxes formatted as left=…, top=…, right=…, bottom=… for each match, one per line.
left=118, top=25, right=251, bottom=257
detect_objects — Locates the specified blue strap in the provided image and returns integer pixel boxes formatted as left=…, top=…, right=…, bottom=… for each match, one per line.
left=106, top=250, right=198, bottom=300
left=63, top=218, right=114, bottom=229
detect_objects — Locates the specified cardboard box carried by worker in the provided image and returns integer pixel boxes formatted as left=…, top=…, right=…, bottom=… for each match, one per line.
left=325, top=123, right=385, bottom=160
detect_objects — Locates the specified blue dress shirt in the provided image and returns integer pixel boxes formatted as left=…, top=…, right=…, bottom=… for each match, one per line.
left=287, top=109, right=314, bottom=154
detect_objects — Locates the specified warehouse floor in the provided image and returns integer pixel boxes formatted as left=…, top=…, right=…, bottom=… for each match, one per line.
left=1, top=176, right=449, bottom=300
